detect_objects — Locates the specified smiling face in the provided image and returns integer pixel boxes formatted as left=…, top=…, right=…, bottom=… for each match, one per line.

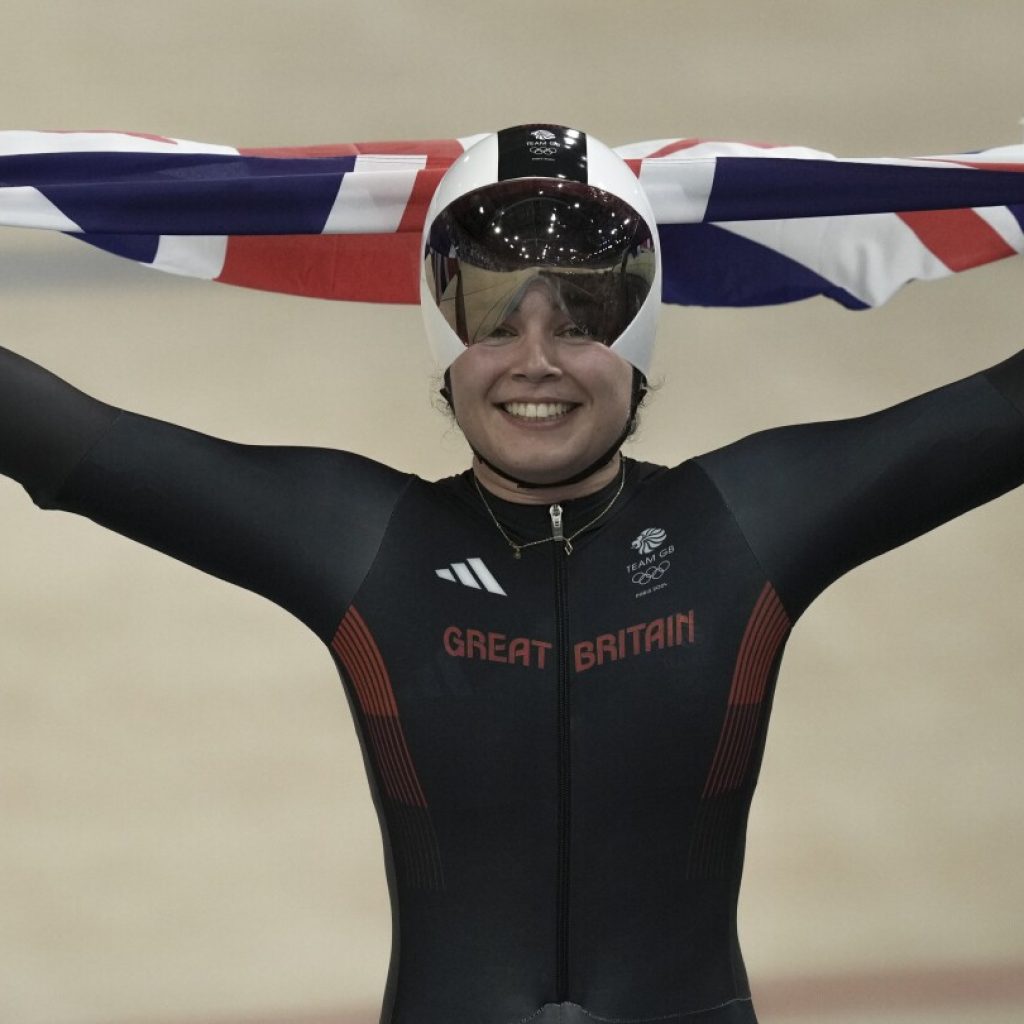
left=448, top=280, right=634, bottom=499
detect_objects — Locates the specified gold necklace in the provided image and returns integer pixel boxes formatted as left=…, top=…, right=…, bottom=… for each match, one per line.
left=472, top=460, right=627, bottom=558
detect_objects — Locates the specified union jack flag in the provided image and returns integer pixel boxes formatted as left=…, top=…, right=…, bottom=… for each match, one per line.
left=1, top=129, right=1022, bottom=310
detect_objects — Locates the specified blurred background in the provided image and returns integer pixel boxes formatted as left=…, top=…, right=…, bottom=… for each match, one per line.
left=1, top=2, right=1023, bottom=1022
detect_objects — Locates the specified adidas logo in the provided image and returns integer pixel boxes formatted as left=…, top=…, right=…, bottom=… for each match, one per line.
left=435, top=557, right=507, bottom=596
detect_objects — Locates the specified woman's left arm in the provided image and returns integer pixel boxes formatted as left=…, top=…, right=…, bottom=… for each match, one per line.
left=695, top=349, right=1024, bottom=622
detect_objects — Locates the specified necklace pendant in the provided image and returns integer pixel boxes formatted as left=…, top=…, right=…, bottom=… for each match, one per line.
left=513, top=547, right=522, bottom=560
left=564, top=538, right=574, bottom=556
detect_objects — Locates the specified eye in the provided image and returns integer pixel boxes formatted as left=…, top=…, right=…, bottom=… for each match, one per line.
left=557, top=322, right=598, bottom=341
left=480, top=323, right=518, bottom=343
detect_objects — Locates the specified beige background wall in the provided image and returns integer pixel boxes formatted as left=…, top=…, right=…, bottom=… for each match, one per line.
left=1, top=2, right=1023, bottom=1022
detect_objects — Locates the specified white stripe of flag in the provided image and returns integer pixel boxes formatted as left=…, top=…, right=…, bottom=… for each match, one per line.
left=974, top=205, right=1024, bottom=252
left=324, top=162, right=425, bottom=234
left=0, top=187, right=81, bottom=231
left=151, top=235, right=229, bottom=279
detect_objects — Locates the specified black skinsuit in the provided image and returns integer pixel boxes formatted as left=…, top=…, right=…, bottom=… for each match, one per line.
left=2, top=345, right=1024, bottom=1023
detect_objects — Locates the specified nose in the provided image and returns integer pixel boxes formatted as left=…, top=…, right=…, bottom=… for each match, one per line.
left=510, top=326, right=562, bottom=381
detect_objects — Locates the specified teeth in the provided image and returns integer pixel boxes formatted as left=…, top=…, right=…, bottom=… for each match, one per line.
left=503, top=402, right=574, bottom=420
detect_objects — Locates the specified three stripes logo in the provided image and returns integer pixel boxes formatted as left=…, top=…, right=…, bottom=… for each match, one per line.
left=435, top=557, right=507, bottom=596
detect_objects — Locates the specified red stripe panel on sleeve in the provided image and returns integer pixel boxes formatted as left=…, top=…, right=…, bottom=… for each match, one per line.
left=332, top=606, right=428, bottom=808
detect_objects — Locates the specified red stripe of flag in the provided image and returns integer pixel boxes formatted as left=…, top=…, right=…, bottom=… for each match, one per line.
left=238, top=143, right=362, bottom=158
left=644, top=138, right=780, bottom=159
left=646, top=139, right=704, bottom=159
left=918, top=158, right=1024, bottom=173
left=899, top=208, right=1016, bottom=272
left=51, top=129, right=180, bottom=144
left=218, top=233, right=420, bottom=303
left=396, top=167, right=448, bottom=234
left=351, top=138, right=464, bottom=169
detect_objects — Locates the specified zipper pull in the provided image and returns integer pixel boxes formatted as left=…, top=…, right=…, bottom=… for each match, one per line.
left=549, top=504, right=572, bottom=555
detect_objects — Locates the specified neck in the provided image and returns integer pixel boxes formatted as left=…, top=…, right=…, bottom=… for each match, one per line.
left=471, top=453, right=622, bottom=505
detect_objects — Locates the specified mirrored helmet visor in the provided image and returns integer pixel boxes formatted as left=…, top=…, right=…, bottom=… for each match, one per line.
left=424, top=180, right=656, bottom=347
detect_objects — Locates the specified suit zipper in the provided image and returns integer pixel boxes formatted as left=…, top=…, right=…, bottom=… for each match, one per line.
left=550, top=503, right=571, bottom=1000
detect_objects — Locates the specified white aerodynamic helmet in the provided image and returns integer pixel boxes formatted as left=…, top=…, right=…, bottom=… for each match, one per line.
left=420, top=124, right=662, bottom=377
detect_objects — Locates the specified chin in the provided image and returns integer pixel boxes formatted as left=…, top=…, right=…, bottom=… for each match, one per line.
left=487, top=449, right=594, bottom=486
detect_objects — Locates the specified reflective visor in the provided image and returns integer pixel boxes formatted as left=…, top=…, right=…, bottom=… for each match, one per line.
left=423, top=179, right=656, bottom=347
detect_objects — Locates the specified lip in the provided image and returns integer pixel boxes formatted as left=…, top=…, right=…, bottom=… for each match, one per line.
left=495, top=398, right=581, bottom=406
left=495, top=402, right=580, bottom=428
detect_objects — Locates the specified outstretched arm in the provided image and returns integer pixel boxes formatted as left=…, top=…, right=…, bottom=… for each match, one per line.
left=985, top=349, right=1024, bottom=418
left=0, top=345, right=121, bottom=507
left=696, top=349, right=1024, bottom=622
left=0, top=344, right=411, bottom=642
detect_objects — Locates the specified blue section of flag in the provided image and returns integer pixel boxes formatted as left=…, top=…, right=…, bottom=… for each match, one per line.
left=659, top=223, right=869, bottom=309
left=1, top=152, right=356, bottom=234
left=704, top=158, right=1024, bottom=222
left=71, top=231, right=160, bottom=264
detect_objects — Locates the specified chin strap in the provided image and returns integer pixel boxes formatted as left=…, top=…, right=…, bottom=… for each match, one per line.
left=441, top=368, right=647, bottom=490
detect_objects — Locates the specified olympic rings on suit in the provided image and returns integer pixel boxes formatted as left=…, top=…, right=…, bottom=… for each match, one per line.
left=632, top=561, right=670, bottom=586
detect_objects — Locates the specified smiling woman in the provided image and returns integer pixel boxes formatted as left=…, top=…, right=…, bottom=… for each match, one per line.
left=446, top=281, right=636, bottom=496
left=2, top=123, right=1024, bottom=1024
left=424, top=125, right=660, bottom=497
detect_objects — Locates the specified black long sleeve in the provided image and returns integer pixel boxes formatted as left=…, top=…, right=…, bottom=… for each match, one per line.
left=696, top=349, right=1024, bottom=620
left=0, top=345, right=120, bottom=506
left=0, top=345, right=411, bottom=640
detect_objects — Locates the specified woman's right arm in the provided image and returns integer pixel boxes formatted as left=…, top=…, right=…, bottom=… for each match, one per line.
left=0, top=344, right=121, bottom=507
left=0, top=344, right=411, bottom=643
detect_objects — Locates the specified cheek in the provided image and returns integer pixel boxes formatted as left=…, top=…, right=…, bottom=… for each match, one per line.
left=449, top=354, right=491, bottom=405
left=577, top=354, right=633, bottom=409
left=448, top=352, right=509, bottom=428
